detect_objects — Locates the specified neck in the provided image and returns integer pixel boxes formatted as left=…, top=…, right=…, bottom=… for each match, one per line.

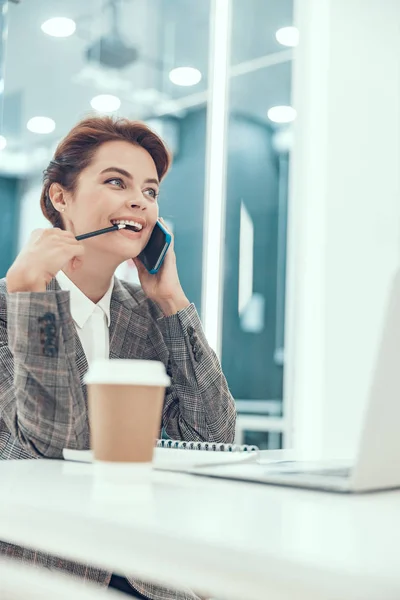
left=63, top=252, right=119, bottom=303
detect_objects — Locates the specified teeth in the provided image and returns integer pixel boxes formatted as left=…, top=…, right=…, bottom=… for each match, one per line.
left=111, top=219, right=143, bottom=231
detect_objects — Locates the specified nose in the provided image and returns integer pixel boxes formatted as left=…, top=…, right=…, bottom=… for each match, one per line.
left=125, top=186, right=146, bottom=211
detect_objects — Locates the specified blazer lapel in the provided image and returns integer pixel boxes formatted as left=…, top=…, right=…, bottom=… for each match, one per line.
left=46, top=278, right=89, bottom=393
left=109, top=278, right=149, bottom=360
left=48, top=276, right=149, bottom=376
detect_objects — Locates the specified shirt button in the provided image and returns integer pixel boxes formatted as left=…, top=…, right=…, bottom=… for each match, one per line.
left=187, top=326, right=195, bottom=336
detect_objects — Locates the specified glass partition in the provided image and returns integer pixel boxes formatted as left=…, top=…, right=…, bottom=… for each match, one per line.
left=1, top=0, right=293, bottom=447
left=1, top=0, right=211, bottom=314
left=222, top=0, right=294, bottom=447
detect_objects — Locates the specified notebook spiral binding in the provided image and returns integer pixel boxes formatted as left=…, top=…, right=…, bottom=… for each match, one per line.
left=156, top=439, right=259, bottom=452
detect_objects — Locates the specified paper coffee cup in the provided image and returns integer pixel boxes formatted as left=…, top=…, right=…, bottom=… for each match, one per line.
left=84, top=359, right=170, bottom=463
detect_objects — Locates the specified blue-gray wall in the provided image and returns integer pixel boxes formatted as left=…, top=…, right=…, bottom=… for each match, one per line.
left=0, top=176, right=19, bottom=278
left=222, top=115, right=282, bottom=400
left=162, top=109, right=284, bottom=401
left=160, top=110, right=207, bottom=312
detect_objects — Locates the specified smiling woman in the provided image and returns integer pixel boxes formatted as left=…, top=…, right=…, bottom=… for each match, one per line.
left=0, top=115, right=236, bottom=600
left=40, top=117, right=168, bottom=231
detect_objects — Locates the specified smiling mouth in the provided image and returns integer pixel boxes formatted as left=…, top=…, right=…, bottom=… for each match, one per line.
left=110, top=219, right=143, bottom=233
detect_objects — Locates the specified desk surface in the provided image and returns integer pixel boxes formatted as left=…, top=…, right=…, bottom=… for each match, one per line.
left=0, top=457, right=400, bottom=600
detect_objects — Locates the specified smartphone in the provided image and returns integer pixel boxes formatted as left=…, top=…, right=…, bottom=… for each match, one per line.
left=138, top=220, right=172, bottom=274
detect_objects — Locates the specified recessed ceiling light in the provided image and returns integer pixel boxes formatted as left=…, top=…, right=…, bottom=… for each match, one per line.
left=267, top=105, right=297, bottom=124
left=90, top=94, right=121, bottom=113
left=27, top=116, right=56, bottom=134
left=275, top=26, right=299, bottom=47
left=41, top=17, right=76, bottom=38
left=169, top=67, right=202, bottom=87
left=0, top=135, right=7, bottom=151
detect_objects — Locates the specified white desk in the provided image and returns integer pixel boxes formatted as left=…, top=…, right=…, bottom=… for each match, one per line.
left=0, top=458, right=400, bottom=600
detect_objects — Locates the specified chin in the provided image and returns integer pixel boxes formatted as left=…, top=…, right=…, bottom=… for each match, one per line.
left=120, top=243, right=146, bottom=262
left=91, top=239, right=139, bottom=264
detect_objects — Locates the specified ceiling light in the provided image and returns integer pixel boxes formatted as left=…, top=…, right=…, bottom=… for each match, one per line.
left=0, top=135, right=6, bottom=151
left=169, top=67, right=202, bottom=87
left=90, top=94, right=121, bottom=113
left=267, top=105, right=297, bottom=124
left=41, top=17, right=76, bottom=38
left=27, top=116, right=56, bottom=134
left=275, top=26, right=299, bottom=47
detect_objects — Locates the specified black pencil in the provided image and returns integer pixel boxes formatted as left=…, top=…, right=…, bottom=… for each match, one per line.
left=75, top=223, right=126, bottom=241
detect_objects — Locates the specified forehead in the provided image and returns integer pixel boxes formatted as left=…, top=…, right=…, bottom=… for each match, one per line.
left=89, top=140, right=158, bottom=178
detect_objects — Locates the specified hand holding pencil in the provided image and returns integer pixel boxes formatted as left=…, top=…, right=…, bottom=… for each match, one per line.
left=6, top=224, right=126, bottom=293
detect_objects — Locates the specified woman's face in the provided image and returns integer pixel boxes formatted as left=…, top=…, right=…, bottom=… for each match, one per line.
left=62, top=140, right=160, bottom=262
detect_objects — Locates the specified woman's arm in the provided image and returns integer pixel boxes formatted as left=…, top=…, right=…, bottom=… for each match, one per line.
left=0, top=286, right=88, bottom=458
left=152, top=302, right=237, bottom=443
left=133, top=225, right=237, bottom=443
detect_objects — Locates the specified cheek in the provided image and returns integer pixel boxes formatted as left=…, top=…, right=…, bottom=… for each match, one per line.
left=149, top=203, right=159, bottom=224
left=73, top=188, right=114, bottom=219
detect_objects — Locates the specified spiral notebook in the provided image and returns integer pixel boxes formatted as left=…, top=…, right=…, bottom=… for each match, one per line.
left=63, top=439, right=259, bottom=472
left=155, top=439, right=258, bottom=452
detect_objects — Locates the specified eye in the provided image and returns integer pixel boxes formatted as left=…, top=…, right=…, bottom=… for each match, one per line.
left=143, top=187, right=159, bottom=200
left=105, top=177, right=125, bottom=189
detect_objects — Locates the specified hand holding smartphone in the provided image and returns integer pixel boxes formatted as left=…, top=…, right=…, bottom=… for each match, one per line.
left=138, top=220, right=172, bottom=274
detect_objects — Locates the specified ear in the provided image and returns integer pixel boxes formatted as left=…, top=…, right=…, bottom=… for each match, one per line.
left=48, top=183, right=67, bottom=214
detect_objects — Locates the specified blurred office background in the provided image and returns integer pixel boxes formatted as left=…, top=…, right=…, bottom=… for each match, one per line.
left=0, top=0, right=296, bottom=449
left=1, top=0, right=399, bottom=462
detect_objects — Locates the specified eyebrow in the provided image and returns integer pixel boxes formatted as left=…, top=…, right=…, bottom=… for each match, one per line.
left=100, top=167, right=160, bottom=186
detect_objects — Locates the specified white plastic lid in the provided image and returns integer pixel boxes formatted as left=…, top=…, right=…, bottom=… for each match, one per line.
left=84, top=359, right=170, bottom=387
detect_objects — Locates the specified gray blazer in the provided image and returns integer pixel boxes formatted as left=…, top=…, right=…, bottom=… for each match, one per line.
left=0, top=276, right=236, bottom=600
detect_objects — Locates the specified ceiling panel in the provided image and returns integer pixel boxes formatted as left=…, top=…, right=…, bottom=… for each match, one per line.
left=1, top=0, right=293, bottom=159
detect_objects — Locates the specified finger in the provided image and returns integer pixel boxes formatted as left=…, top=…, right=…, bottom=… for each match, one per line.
left=164, top=234, right=174, bottom=253
left=162, top=243, right=176, bottom=266
left=65, top=257, right=78, bottom=272
left=158, top=217, right=172, bottom=235
left=70, top=256, right=84, bottom=271
left=45, top=231, right=74, bottom=246
left=44, top=228, right=75, bottom=241
left=159, top=218, right=174, bottom=250
left=59, top=238, right=85, bottom=252
left=60, top=230, right=76, bottom=239
left=159, top=218, right=173, bottom=243
left=42, top=227, right=64, bottom=237
left=57, top=245, right=85, bottom=268
left=68, top=239, right=85, bottom=250
left=51, top=230, right=76, bottom=241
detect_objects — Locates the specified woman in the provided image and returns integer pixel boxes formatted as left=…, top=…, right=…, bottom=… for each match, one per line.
left=0, top=116, right=236, bottom=599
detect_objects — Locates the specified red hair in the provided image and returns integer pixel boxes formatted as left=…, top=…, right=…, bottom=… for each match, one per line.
left=40, top=116, right=171, bottom=228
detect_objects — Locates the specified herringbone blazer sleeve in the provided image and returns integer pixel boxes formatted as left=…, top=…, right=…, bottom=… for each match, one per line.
left=0, top=286, right=88, bottom=459
left=146, top=300, right=236, bottom=443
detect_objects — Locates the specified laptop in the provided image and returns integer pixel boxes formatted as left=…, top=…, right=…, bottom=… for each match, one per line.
left=190, top=269, right=400, bottom=493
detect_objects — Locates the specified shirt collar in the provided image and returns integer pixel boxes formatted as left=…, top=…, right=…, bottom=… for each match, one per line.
left=55, top=271, right=114, bottom=329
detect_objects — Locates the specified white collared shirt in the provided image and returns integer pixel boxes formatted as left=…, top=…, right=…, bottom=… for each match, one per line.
left=56, top=271, right=114, bottom=365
